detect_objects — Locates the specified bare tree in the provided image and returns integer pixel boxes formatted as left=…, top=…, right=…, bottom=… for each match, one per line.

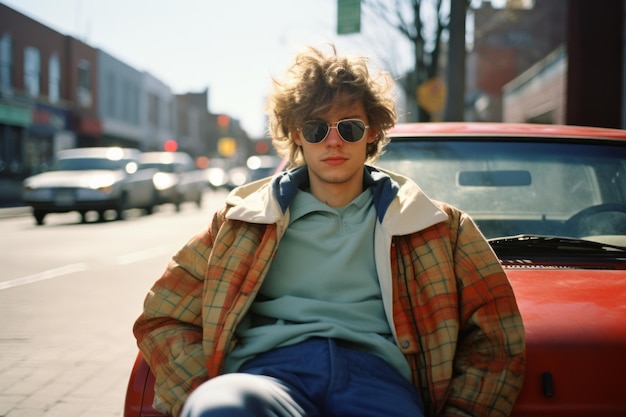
left=360, top=0, right=473, bottom=122
left=445, top=0, right=467, bottom=121
left=360, top=0, right=446, bottom=121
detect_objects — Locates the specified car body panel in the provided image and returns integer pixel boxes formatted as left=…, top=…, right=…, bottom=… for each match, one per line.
left=388, top=122, right=626, bottom=141
left=124, top=123, right=626, bottom=416
left=124, top=353, right=161, bottom=417
left=20, top=169, right=121, bottom=189
left=508, top=268, right=626, bottom=416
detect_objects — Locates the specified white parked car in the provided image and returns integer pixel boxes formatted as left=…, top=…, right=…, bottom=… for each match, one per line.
left=226, top=155, right=284, bottom=189
left=140, top=151, right=206, bottom=211
left=22, top=147, right=158, bottom=225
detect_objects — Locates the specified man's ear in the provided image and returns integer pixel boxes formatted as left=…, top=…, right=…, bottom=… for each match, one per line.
left=291, top=128, right=303, bottom=146
left=367, top=127, right=378, bottom=143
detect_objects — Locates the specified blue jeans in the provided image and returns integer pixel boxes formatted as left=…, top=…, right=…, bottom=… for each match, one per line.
left=180, top=338, right=424, bottom=417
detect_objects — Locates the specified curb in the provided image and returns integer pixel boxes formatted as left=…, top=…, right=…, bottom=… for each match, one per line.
left=0, top=206, right=31, bottom=219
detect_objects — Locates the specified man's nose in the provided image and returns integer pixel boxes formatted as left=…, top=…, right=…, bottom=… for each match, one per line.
left=325, top=126, right=343, bottom=145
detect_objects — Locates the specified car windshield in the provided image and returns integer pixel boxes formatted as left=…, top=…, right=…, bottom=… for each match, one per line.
left=54, top=157, right=127, bottom=171
left=376, top=138, right=626, bottom=243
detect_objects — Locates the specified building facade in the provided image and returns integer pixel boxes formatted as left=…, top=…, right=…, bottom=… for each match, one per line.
left=503, top=45, right=567, bottom=124
left=141, top=72, right=175, bottom=152
left=97, top=49, right=143, bottom=148
left=0, top=3, right=90, bottom=179
left=468, top=0, right=567, bottom=122
left=176, top=89, right=210, bottom=157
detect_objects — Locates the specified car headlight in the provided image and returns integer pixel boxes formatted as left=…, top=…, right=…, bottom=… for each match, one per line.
left=228, top=170, right=248, bottom=187
left=208, top=169, right=226, bottom=186
left=153, top=172, right=176, bottom=190
left=89, top=175, right=116, bottom=192
left=96, top=184, right=114, bottom=192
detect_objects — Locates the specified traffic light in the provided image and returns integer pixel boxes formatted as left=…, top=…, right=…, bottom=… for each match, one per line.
left=255, top=140, right=270, bottom=155
left=163, top=139, right=178, bottom=152
left=217, top=114, right=230, bottom=127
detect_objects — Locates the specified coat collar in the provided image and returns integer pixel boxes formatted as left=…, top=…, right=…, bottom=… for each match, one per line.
left=225, top=165, right=448, bottom=235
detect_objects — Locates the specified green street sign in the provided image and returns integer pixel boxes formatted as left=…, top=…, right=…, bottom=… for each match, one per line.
left=337, top=0, right=361, bottom=34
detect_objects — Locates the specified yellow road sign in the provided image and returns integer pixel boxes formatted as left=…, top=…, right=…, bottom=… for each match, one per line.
left=417, top=78, right=446, bottom=114
left=218, top=137, right=237, bottom=157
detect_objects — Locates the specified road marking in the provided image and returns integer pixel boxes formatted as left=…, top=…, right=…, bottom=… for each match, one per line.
left=0, top=263, right=88, bottom=290
left=116, top=246, right=172, bottom=265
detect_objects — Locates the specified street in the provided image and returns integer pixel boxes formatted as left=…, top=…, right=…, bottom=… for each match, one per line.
left=0, top=189, right=228, bottom=417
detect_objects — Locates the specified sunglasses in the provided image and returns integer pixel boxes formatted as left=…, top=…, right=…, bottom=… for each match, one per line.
left=299, top=119, right=369, bottom=144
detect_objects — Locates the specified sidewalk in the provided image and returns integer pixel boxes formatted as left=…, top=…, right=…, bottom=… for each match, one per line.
left=0, top=204, right=30, bottom=219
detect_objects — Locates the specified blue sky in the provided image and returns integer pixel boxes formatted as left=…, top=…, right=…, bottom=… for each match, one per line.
left=2, top=0, right=411, bottom=138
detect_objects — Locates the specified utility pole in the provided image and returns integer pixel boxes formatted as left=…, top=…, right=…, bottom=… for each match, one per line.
left=444, top=0, right=467, bottom=121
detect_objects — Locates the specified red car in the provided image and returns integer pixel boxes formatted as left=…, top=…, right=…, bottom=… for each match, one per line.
left=124, top=123, right=626, bottom=416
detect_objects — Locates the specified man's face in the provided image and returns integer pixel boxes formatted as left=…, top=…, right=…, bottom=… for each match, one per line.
left=291, top=98, right=377, bottom=205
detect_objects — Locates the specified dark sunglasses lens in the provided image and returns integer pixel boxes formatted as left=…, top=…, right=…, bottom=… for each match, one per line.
left=338, top=120, right=366, bottom=142
left=301, top=122, right=329, bottom=143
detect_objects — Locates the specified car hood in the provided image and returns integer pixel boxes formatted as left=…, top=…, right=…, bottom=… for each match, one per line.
left=24, top=170, right=123, bottom=188
left=508, top=268, right=626, bottom=415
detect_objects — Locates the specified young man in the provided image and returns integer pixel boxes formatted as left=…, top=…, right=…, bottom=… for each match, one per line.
left=133, top=45, right=525, bottom=417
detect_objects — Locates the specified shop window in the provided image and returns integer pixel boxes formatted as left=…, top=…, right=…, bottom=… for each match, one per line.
left=24, top=46, right=40, bottom=97
left=106, top=71, right=116, bottom=118
left=48, top=53, right=60, bottom=103
left=77, top=59, right=92, bottom=107
left=148, top=93, right=159, bottom=127
left=0, top=34, right=12, bottom=94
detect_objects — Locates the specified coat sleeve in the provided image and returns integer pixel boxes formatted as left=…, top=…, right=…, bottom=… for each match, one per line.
left=132, top=208, right=225, bottom=417
left=442, top=211, right=526, bottom=416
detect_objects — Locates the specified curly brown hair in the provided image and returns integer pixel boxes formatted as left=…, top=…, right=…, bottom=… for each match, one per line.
left=266, top=44, right=397, bottom=167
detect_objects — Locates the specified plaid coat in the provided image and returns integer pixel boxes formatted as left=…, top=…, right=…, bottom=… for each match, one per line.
left=133, top=166, right=525, bottom=417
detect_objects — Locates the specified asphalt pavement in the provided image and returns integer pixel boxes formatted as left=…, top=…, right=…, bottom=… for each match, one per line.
left=1, top=195, right=226, bottom=417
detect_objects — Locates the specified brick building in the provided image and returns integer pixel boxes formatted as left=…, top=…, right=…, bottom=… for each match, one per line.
left=0, top=3, right=100, bottom=180
left=469, top=0, right=567, bottom=122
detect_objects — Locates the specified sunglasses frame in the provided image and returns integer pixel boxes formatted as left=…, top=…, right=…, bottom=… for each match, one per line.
left=298, top=119, right=369, bottom=144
